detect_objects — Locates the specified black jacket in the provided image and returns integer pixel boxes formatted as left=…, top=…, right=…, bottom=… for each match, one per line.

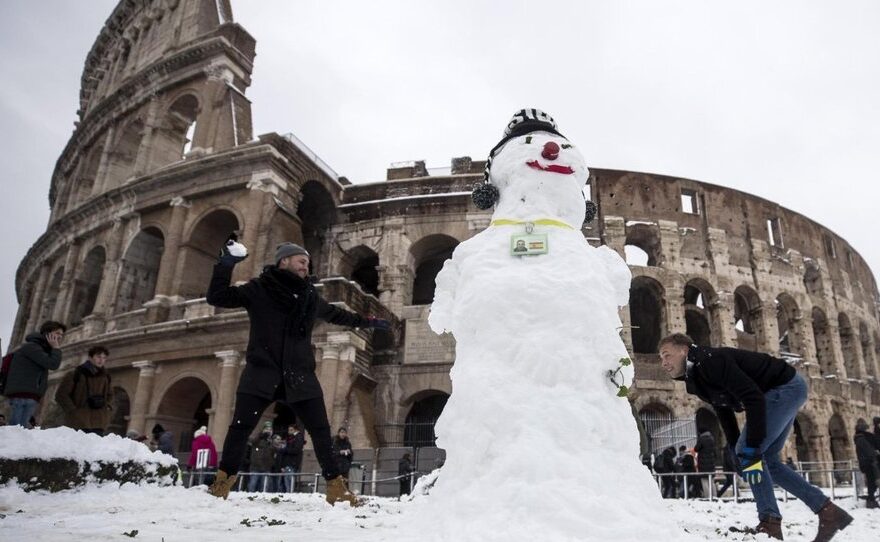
left=275, top=431, right=305, bottom=470
left=694, top=431, right=717, bottom=472
left=854, top=430, right=879, bottom=473
left=681, top=345, right=795, bottom=448
left=332, top=435, right=354, bottom=473
left=4, top=333, right=62, bottom=398
left=654, top=448, right=676, bottom=474
left=206, top=263, right=369, bottom=401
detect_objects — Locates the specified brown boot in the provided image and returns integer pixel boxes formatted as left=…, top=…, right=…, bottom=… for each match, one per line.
left=207, top=470, right=238, bottom=500
left=755, top=517, right=784, bottom=540
left=325, top=475, right=364, bottom=507
left=812, top=500, right=853, bottom=542
left=867, top=498, right=879, bottom=509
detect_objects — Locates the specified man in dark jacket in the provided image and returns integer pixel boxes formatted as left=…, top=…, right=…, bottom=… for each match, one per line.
left=332, top=427, right=354, bottom=478
left=659, top=333, right=852, bottom=541
left=398, top=452, right=415, bottom=496
left=854, top=418, right=879, bottom=509
left=654, top=447, right=677, bottom=498
left=275, top=423, right=305, bottom=493
left=246, top=425, right=275, bottom=492
left=4, top=321, right=65, bottom=427
left=152, top=423, right=174, bottom=456
left=694, top=428, right=716, bottom=498
left=205, top=239, right=388, bottom=505
left=55, top=345, right=114, bottom=435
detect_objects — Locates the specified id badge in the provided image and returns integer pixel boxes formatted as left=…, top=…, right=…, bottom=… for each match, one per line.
left=511, top=233, right=548, bottom=256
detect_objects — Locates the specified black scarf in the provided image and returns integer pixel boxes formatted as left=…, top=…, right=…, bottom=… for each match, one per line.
left=259, top=266, right=317, bottom=334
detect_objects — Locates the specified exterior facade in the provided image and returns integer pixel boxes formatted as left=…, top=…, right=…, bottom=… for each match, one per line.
left=8, top=0, right=880, bottom=467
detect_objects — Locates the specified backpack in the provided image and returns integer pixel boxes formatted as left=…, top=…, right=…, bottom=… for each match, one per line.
left=0, top=351, right=15, bottom=395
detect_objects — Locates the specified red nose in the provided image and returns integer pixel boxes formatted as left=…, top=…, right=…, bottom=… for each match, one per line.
left=541, top=141, right=560, bottom=160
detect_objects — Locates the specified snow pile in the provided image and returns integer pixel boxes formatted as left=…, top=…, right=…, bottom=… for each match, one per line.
left=415, top=128, right=686, bottom=541
left=0, top=426, right=175, bottom=466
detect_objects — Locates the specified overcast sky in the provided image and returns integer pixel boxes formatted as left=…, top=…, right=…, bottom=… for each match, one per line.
left=2, top=0, right=879, bottom=351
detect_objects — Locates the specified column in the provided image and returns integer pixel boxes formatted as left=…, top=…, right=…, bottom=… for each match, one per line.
left=52, top=240, right=82, bottom=322
left=663, top=277, right=687, bottom=335
left=132, top=98, right=160, bottom=177
left=241, top=173, right=283, bottom=280
left=315, top=331, right=367, bottom=433
left=24, top=263, right=50, bottom=333
left=825, top=319, right=847, bottom=377
left=129, top=361, right=157, bottom=435
left=757, top=301, right=780, bottom=355
left=84, top=219, right=129, bottom=335
left=92, top=127, right=116, bottom=195
left=211, top=350, right=241, bottom=449
left=153, top=197, right=190, bottom=298
left=713, top=292, right=738, bottom=347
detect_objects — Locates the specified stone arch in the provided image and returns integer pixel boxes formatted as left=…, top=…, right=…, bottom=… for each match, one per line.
left=107, top=386, right=131, bottom=436
left=837, top=313, right=860, bottom=378
left=403, top=390, right=449, bottom=448
left=684, top=278, right=720, bottom=347
left=803, top=261, right=824, bottom=298
left=812, top=307, right=835, bottom=375
left=410, top=234, right=459, bottom=305
left=104, top=117, right=145, bottom=189
left=152, top=93, right=200, bottom=167
left=297, top=181, right=336, bottom=275
left=40, top=267, right=65, bottom=323
left=340, top=244, right=380, bottom=297
left=178, top=209, right=240, bottom=299
left=862, top=322, right=878, bottom=378
left=776, top=293, right=804, bottom=357
left=637, top=402, right=676, bottom=454
left=69, top=246, right=107, bottom=326
left=629, top=276, right=665, bottom=353
left=114, top=227, right=164, bottom=314
left=155, top=375, right=213, bottom=453
left=625, top=223, right=662, bottom=267
left=827, top=414, right=852, bottom=478
left=793, top=414, right=817, bottom=464
left=733, top=285, right=764, bottom=351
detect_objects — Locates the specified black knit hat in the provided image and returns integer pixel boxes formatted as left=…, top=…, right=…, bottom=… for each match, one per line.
left=473, top=108, right=565, bottom=210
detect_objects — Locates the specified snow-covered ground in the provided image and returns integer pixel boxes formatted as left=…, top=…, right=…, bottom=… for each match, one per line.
left=0, top=481, right=877, bottom=541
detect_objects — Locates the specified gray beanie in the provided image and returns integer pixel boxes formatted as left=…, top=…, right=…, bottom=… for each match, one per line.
left=274, top=242, right=309, bottom=264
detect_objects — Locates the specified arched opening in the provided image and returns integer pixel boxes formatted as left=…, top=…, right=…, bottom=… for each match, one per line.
left=404, top=392, right=449, bottom=447
left=115, top=227, right=164, bottom=313
left=342, top=245, right=380, bottom=297
left=297, top=181, right=336, bottom=275
left=178, top=210, right=240, bottom=299
left=40, top=268, right=64, bottom=323
left=734, top=285, right=764, bottom=352
left=776, top=294, right=803, bottom=357
left=107, top=387, right=131, bottom=436
left=637, top=403, right=680, bottom=454
left=410, top=234, right=458, bottom=305
left=104, top=118, right=144, bottom=189
left=625, top=224, right=662, bottom=267
left=629, top=276, right=665, bottom=353
left=837, top=313, right=860, bottom=378
left=152, top=94, right=200, bottom=167
left=827, top=414, right=851, bottom=482
left=156, top=377, right=212, bottom=453
left=793, top=415, right=815, bottom=464
left=803, top=262, right=824, bottom=297
left=624, top=245, right=650, bottom=266
left=811, top=307, right=835, bottom=376
left=863, top=322, right=878, bottom=378
left=69, top=247, right=107, bottom=326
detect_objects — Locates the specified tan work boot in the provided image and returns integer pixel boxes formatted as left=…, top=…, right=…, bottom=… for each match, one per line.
left=208, top=470, right=238, bottom=500
left=812, top=500, right=853, bottom=542
left=325, top=475, right=364, bottom=507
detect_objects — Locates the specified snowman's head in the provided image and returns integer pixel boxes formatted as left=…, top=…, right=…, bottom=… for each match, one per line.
left=474, top=109, right=590, bottom=227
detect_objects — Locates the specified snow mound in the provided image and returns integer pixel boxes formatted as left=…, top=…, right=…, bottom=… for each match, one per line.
left=0, top=426, right=175, bottom=466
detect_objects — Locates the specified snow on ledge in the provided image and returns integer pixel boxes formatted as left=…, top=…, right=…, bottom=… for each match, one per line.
left=0, top=426, right=177, bottom=467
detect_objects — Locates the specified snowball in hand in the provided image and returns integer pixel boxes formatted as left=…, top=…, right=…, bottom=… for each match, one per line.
left=226, top=240, right=248, bottom=258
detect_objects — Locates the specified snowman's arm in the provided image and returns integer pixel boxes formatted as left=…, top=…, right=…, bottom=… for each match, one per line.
left=596, top=245, right=632, bottom=308
left=427, top=256, right=460, bottom=334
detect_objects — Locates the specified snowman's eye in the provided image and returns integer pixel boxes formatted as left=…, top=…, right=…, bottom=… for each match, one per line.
left=525, top=136, right=532, bottom=144
left=561, top=144, right=572, bottom=149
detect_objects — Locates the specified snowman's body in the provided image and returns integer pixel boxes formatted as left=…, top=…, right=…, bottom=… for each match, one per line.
left=421, top=130, right=686, bottom=541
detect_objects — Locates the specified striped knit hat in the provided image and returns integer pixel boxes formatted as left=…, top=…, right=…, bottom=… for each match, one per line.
left=473, top=109, right=565, bottom=210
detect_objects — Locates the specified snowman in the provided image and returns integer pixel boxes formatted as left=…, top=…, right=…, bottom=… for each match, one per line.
left=417, top=110, right=687, bottom=541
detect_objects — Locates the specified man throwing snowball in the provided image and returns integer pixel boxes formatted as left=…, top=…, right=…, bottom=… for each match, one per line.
left=658, top=333, right=852, bottom=541
left=206, top=236, right=389, bottom=505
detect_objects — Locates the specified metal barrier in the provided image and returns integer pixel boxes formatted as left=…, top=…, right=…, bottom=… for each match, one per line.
left=652, top=467, right=866, bottom=503
left=180, top=469, right=424, bottom=497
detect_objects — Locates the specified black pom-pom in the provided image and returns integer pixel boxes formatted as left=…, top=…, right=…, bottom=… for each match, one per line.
left=585, top=200, right=598, bottom=222
left=472, top=183, right=499, bottom=210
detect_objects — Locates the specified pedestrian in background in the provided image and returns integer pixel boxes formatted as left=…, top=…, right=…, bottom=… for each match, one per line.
left=4, top=321, right=65, bottom=427
left=55, top=345, right=114, bottom=435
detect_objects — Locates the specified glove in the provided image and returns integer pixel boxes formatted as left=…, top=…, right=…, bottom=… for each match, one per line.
left=219, top=233, right=248, bottom=266
left=738, top=446, right=764, bottom=485
left=366, top=317, right=391, bottom=331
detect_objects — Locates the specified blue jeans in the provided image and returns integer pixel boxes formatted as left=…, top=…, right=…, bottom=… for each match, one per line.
left=247, top=473, right=272, bottom=493
left=736, top=374, right=829, bottom=520
left=278, top=467, right=296, bottom=493
left=9, top=398, right=39, bottom=427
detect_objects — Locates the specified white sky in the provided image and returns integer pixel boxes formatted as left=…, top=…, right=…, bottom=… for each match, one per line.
left=2, top=0, right=879, bottom=350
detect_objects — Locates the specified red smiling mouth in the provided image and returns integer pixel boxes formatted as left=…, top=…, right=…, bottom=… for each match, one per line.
left=526, top=160, right=574, bottom=175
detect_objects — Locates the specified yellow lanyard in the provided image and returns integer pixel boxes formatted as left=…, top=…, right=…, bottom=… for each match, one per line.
left=489, top=218, right=574, bottom=230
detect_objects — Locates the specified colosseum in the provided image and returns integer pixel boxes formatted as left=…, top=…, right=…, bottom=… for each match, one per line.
left=8, top=0, right=880, bottom=478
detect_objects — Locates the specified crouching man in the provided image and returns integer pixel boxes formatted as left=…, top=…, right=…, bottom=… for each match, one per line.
left=658, top=333, right=852, bottom=542
left=205, top=238, right=388, bottom=506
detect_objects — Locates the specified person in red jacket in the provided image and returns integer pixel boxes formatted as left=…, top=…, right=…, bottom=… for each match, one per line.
left=188, top=425, right=218, bottom=481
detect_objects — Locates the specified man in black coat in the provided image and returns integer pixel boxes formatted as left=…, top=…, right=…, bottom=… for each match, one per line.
left=4, top=321, right=65, bottom=427
left=853, top=418, right=879, bottom=509
left=694, top=428, right=716, bottom=498
left=205, top=239, right=388, bottom=505
left=331, top=427, right=354, bottom=478
left=659, top=333, right=852, bottom=541
left=275, top=424, right=305, bottom=493
left=654, top=447, right=677, bottom=498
